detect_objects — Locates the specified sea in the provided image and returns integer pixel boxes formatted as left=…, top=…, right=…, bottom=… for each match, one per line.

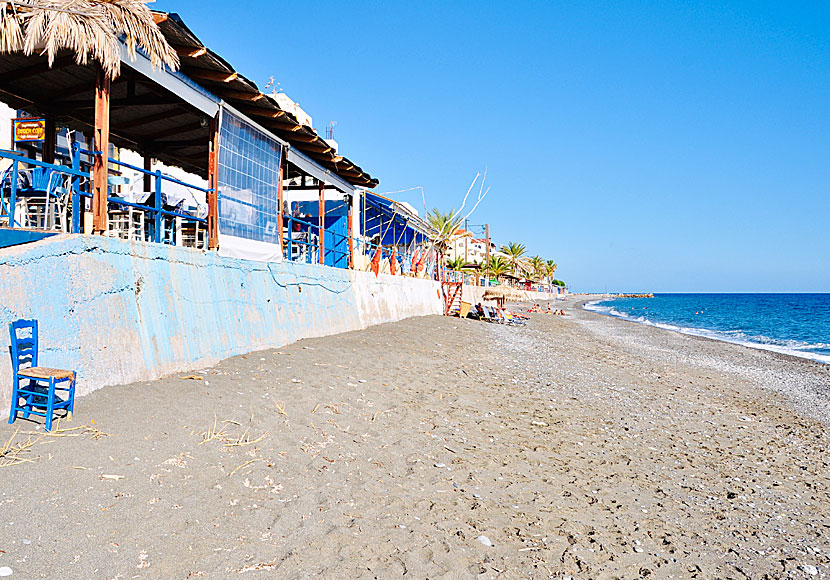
left=584, top=293, right=830, bottom=364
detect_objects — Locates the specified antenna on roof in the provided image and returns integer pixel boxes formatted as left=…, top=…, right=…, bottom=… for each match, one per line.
left=265, top=75, right=281, bottom=95
left=326, top=121, right=337, bottom=140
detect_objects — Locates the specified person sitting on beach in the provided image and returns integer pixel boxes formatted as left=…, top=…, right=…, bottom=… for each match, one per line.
left=545, top=304, right=553, bottom=314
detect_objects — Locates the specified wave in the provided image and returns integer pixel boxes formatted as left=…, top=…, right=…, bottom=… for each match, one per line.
left=583, top=300, right=830, bottom=364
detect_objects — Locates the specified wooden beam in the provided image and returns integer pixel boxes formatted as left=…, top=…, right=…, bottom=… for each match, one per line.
left=92, top=66, right=110, bottom=235
left=119, top=108, right=189, bottom=130
left=153, top=138, right=207, bottom=148
left=186, top=68, right=238, bottom=83
left=319, top=181, right=325, bottom=265
left=220, top=89, right=265, bottom=101
left=276, top=131, right=321, bottom=144
left=0, top=55, right=77, bottom=85
left=144, top=121, right=205, bottom=142
left=207, top=116, right=219, bottom=249
left=277, top=152, right=285, bottom=252
left=347, top=194, right=354, bottom=270
left=172, top=44, right=208, bottom=59
left=52, top=94, right=179, bottom=112
left=258, top=118, right=304, bottom=132
left=50, top=76, right=128, bottom=101
left=235, top=105, right=287, bottom=119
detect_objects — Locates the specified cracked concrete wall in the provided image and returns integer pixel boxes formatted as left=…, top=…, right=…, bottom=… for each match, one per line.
left=0, top=235, right=443, bottom=413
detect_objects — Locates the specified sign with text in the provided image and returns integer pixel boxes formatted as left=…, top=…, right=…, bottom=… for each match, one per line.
left=13, top=118, right=46, bottom=142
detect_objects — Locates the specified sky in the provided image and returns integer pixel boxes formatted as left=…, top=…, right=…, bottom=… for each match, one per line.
left=155, top=1, right=830, bottom=292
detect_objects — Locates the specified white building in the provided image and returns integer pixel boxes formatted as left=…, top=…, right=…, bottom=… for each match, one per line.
left=447, top=230, right=495, bottom=264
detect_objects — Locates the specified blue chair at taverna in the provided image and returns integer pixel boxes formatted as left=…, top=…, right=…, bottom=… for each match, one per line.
left=8, top=319, right=76, bottom=431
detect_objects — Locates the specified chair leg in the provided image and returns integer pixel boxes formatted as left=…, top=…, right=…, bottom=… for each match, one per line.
left=67, top=372, right=76, bottom=420
left=45, top=377, right=56, bottom=432
left=7, top=373, right=19, bottom=425
left=21, top=380, right=35, bottom=420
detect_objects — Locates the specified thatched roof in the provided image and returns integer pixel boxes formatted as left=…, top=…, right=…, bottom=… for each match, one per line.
left=483, top=287, right=527, bottom=301
left=1, top=0, right=178, bottom=78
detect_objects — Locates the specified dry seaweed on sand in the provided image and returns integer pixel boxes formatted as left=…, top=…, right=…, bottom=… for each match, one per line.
left=0, top=428, right=38, bottom=466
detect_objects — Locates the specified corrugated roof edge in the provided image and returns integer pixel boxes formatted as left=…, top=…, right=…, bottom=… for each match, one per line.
left=153, top=11, right=379, bottom=189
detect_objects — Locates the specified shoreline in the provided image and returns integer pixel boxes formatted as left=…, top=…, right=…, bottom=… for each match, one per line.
left=569, top=296, right=830, bottom=425
left=0, top=302, right=827, bottom=577
left=580, top=295, right=830, bottom=366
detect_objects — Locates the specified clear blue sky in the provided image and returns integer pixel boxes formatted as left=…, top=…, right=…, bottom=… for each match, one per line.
left=155, top=1, right=830, bottom=292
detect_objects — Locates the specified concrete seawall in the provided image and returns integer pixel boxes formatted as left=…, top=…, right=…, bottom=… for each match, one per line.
left=0, top=235, right=443, bottom=411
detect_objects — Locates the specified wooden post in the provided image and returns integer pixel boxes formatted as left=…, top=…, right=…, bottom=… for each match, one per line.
left=347, top=193, right=354, bottom=269
left=92, top=67, right=110, bottom=234
left=485, top=223, right=490, bottom=287
left=318, top=181, right=325, bottom=265
left=42, top=116, right=56, bottom=164
left=207, top=116, right=219, bottom=249
left=277, top=152, right=284, bottom=251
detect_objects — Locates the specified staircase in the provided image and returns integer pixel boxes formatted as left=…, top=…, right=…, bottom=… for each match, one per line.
left=442, top=281, right=463, bottom=316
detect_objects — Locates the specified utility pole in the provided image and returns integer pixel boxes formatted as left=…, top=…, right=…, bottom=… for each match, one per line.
left=464, top=218, right=468, bottom=263
left=484, top=223, right=490, bottom=287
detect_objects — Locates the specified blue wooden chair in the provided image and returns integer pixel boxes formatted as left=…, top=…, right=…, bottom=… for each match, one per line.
left=8, top=320, right=76, bottom=431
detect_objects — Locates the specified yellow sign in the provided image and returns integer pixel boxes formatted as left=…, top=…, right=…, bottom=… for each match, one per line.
left=13, top=118, right=46, bottom=142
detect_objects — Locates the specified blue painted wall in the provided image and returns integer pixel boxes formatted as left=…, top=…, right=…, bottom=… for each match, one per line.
left=0, top=234, right=443, bottom=410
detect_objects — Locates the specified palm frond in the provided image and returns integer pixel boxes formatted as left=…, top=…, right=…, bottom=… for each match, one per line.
left=2, top=0, right=178, bottom=78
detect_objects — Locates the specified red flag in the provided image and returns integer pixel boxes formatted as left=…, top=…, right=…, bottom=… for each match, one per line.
left=390, top=249, right=397, bottom=275
left=370, top=248, right=381, bottom=276
left=410, top=249, right=419, bottom=274
left=417, top=251, right=427, bottom=272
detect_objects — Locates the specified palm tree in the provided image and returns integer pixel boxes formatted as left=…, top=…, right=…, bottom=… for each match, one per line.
left=1, top=0, right=179, bottom=78
left=528, top=255, right=545, bottom=280
left=483, top=255, right=510, bottom=281
left=499, top=241, right=527, bottom=277
left=427, top=208, right=468, bottom=257
left=446, top=256, right=468, bottom=273
left=545, top=259, right=557, bottom=283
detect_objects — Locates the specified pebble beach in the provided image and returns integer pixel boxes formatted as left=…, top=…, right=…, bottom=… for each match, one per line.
left=0, top=297, right=828, bottom=579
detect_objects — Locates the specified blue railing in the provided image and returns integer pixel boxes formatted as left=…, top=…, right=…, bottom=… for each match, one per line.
left=0, top=145, right=210, bottom=247
left=0, top=148, right=87, bottom=229
left=1, top=147, right=440, bottom=274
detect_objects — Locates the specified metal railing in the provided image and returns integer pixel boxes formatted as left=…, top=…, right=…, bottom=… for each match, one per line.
left=0, top=146, right=210, bottom=248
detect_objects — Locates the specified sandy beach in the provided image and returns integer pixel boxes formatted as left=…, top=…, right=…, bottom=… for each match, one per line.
left=1, top=297, right=828, bottom=579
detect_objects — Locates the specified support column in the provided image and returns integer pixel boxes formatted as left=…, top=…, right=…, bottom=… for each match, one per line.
left=207, top=116, right=219, bottom=249
left=318, top=181, right=325, bottom=265
left=42, top=116, right=56, bottom=164
left=277, top=151, right=285, bottom=251
left=347, top=193, right=354, bottom=269
left=92, top=67, right=110, bottom=235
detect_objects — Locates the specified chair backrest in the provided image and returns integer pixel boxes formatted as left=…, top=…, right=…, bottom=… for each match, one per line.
left=9, top=319, right=38, bottom=373
left=30, top=167, right=55, bottom=192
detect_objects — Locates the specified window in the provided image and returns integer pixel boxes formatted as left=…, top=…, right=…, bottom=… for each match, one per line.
left=217, top=109, right=282, bottom=244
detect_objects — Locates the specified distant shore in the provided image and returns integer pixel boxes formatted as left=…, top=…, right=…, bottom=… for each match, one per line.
left=0, top=299, right=827, bottom=577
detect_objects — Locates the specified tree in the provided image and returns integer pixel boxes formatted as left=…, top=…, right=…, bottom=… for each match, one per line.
left=499, top=241, right=527, bottom=277
left=427, top=208, right=468, bottom=257
left=0, top=0, right=179, bottom=78
left=545, top=259, right=557, bottom=283
left=446, top=256, right=468, bottom=273
left=483, top=255, right=510, bottom=280
left=528, top=255, right=545, bottom=280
